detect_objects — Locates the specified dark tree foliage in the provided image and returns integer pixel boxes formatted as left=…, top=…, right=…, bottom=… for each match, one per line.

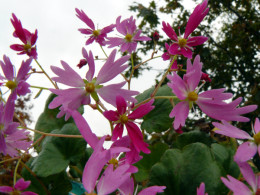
left=129, top=0, right=260, bottom=130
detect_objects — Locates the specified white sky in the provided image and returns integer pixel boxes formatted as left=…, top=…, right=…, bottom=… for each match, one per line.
left=0, top=0, right=195, bottom=136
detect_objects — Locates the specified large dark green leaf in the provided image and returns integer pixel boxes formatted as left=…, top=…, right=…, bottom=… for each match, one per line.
left=32, top=123, right=86, bottom=177
left=149, top=142, right=238, bottom=195
left=21, top=158, right=72, bottom=195
left=136, top=85, right=179, bottom=133
left=134, top=142, right=169, bottom=182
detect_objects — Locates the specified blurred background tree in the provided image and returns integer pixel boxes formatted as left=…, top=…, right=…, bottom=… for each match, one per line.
left=129, top=0, right=260, bottom=131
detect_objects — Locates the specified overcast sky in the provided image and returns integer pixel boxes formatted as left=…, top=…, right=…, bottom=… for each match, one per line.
left=0, top=0, right=195, bottom=136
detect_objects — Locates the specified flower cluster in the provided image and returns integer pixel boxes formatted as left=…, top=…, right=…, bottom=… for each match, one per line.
left=0, top=0, right=259, bottom=194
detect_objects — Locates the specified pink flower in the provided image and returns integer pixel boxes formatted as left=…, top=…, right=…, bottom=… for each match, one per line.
left=106, top=16, right=151, bottom=53
left=213, top=118, right=260, bottom=163
left=49, top=49, right=138, bottom=120
left=162, top=0, right=209, bottom=58
left=167, top=55, right=257, bottom=129
left=103, top=96, right=154, bottom=154
left=0, top=93, right=32, bottom=157
left=221, top=162, right=260, bottom=195
left=162, top=43, right=178, bottom=69
left=82, top=136, right=132, bottom=195
left=10, top=14, right=38, bottom=59
left=197, top=182, right=208, bottom=195
left=75, top=8, right=115, bottom=46
left=0, top=178, right=37, bottom=195
left=119, top=177, right=166, bottom=195
left=0, top=55, right=32, bottom=97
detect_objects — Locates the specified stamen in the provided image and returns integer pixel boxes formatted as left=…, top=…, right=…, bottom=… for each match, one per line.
left=23, top=44, right=31, bottom=51
left=178, top=38, right=187, bottom=47
left=6, top=80, right=17, bottom=90
left=85, top=83, right=95, bottom=93
left=125, top=34, right=132, bottom=42
left=254, top=132, right=260, bottom=145
left=92, top=30, right=100, bottom=37
left=187, top=91, right=198, bottom=101
left=119, top=114, right=128, bottom=124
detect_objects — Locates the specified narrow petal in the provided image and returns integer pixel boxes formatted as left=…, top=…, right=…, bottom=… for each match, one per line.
left=169, top=101, right=189, bottom=129
left=16, top=57, right=32, bottom=81
left=82, top=48, right=95, bottom=81
left=167, top=72, right=188, bottom=100
left=14, top=178, right=30, bottom=190
left=238, top=162, right=257, bottom=192
left=75, top=8, right=95, bottom=30
left=162, top=21, right=178, bottom=41
left=184, top=0, right=209, bottom=38
left=187, top=36, right=208, bottom=46
left=1, top=55, right=14, bottom=80
left=0, top=186, right=13, bottom=192
left=254, top=118, right=260, bottom=134
left=111, top=124, right=124, bottom=141
left=138, top=186, right=166, bottom=195
left=126, top=122, right=150, bottom=154
left=128, top=99, right=154, bottom=119
left=234, top=142, right=257, bottom=163
left=103, top=110, right=119, bottom=121
left=213, top=121, right=252, bottom=140
left=71, top=110, right=99, bottom=149
left=221, top=176, right=251, bottom=194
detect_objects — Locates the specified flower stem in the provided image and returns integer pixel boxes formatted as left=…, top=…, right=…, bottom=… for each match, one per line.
left=13, top=158, right=21, bottom=185
left=25, top=127, right=84, bottom=138
left=151, top=55, right=177, bottom=97
left=30, top=85, right=49, bottom=90
left=34, top=59, right=58, bottom=89
left=134, top=55, right=161, bottom=70
left=128, top=53, right=135, bottom=90
left=100, top=45, right=108, bottom=58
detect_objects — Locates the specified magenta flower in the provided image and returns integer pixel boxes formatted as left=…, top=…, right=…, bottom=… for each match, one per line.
left=162, top=43, right=178, bottom=69
left=10, top=14, right=38, bottom=59
left=213, top=118, right=260, bottom=163
left=0, top=178, right=37, bottom=195
left=75, top=8, right=115, bottom=46
left=167, top=55, right=257, bottom=129
left=106, top=16, right=151, bottom=53
left=49, top=49, right=138, bottom=120
left=119, top=177, right=166, bottom=195
left=221, top=162, right=260, bottom=195
left=0, top=93, right=32, bottom=157
left=103, top=96, right=154, bottom=154
left=197, top=182, right=208, bottom=195
left=162, top=0, right=209, bottom=59
left=82, top=136, right=132, bottom=195
left=0, top=55, right=32, bottom=97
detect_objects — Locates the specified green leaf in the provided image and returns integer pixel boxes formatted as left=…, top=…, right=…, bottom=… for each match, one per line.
left=134, top=142, right=169, bottom=182
left=34, top=93, right=84, bottom=142
left=149, top=143, right=233, bottom=195
left=32, top=123, right=86, bottom=177
left=136, top=85, right=179, bottom=133
left=174, top=131, right=214, bottom=149
left=21, top=158, right=72, bottom=195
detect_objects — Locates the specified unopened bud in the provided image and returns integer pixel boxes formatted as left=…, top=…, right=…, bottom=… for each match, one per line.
left=77, top=59, right=87, bottom=69
left=201, top=72, right=211, bottom=82
left=153, top=31, right=159, bottom=42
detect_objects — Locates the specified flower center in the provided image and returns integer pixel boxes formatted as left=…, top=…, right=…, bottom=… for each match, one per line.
left=11, top=191, right=21, bottom=195
left=108, top=158, right=119, bottom=167
left=0, top=124, right=4, bottom=132
left=178, top=38, right=187, bottom=47
left=92, top=30, right=100, bottom=37
left=85, top=192, right=97, bottom=195
left=254, top=132, right=260, bottom=145
left=187, top=91, right=198, bottom=102
left=85, top=83, right=95, bottom=93
left=119, top=114, right=128, bottom=124
left=6, top=80, right=17, bottom=90
left=23, top=44, right=31, bottom=51
left=125, top=34, right=132, bottom=42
